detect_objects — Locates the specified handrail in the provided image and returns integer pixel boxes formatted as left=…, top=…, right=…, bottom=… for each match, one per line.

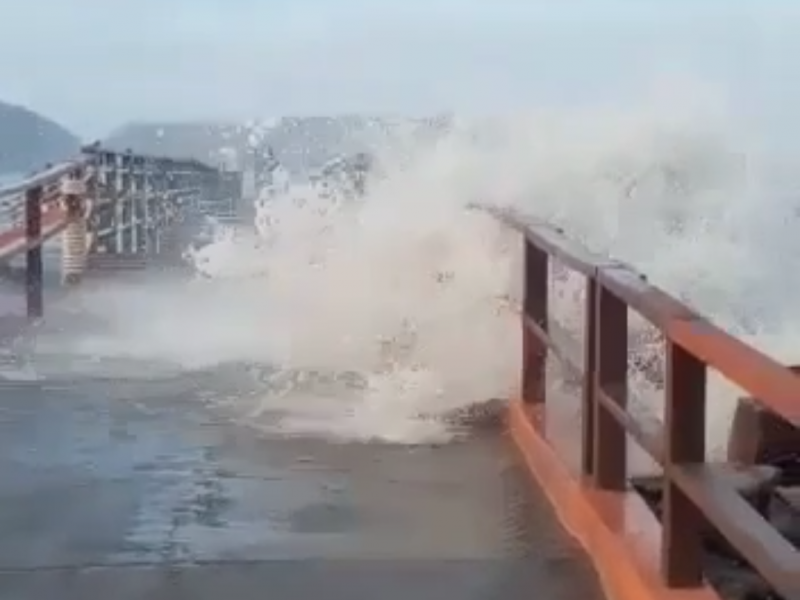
left=0, top=143, right=234, bottom=321
left=1, top=144, right=218, bottom=202
left=0, top=161, right=87, bottom=200
left=81, top=142, right=218, bottom=173
left=479, top=204, right=800, bottom=598
left=0, top=168, right=95, bottom=261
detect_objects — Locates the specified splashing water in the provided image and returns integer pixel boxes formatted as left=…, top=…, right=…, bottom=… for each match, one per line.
left=183, top=217, right=268, bottom=280
left=18, top=90, right=800, bottom=451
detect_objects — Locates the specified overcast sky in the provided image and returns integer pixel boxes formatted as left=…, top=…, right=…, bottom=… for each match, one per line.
left=0, top=0, right=797, bottom=138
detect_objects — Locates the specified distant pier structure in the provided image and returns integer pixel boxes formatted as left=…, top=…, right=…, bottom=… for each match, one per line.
left=238, top=144, right=287, bottom=228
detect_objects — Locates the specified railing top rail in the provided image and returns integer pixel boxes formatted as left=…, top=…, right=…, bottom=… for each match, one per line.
left=491, top=202, right=800, bottom=597
left=0, top=160, right=86, bottom=199
left=480, top=204, right=800, bottom=428
left=82, top=143, right=218, bottom=172
left=1, top=145, right=221, bottom=202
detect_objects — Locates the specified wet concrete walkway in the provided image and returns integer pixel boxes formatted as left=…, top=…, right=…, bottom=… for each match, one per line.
left=0, top=380, right=604, bottom=599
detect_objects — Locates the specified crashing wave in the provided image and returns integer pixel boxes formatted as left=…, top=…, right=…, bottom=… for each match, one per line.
left=57, top=101, right=800, bottom=448
left=310, top=152, right=373, bottom=200
left=188, top=150, right=376, bottom=277
left=183, top=218, right=267, bottom=279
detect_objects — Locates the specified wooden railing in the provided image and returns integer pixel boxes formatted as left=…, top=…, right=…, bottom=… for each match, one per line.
left=0, top=146, right=238, bottom=318
left=482, top=206, right=800, bottom=598
left=0, top=163, right=88, bottom=317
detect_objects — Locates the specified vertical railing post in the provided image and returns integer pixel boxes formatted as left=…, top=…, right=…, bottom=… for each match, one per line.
left=96, top=152, right=112, bottom=253
left=592, top=284, right=628, bottom=490
left=662, top=341, right=706, bottom=587
left=143, top=158, right=152, bottom=255
left=60, top=174, right=89, bottom=286
left=25, top=186, right=43, bottom=320
left=114, top=154, right=124, bottom=254
left=522, top=239, right=549, bottom=404
left=130, top=157, right=140, bottom=254
left=581, top=274, right=599, bottom=477
left=150, top=163, right=160, bottom=255
left=122, top=153, right=134, bottom=254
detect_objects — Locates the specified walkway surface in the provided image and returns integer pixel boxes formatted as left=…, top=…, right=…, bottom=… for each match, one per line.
left=0, top=217, right=605, bottom=599
left=0, top=374, right=604, bottom=599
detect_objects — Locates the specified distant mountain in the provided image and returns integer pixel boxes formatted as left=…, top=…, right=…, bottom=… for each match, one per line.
left=0, top=101, right=81, bottom=176
left=103, top=115, right=454, bottom=174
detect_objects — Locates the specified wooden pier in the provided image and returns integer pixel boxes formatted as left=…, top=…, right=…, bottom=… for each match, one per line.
left=0, top=143, right=797, bottom=600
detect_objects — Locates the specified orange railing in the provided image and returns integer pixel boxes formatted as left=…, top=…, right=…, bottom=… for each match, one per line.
left=483, top=206, right=800, bottom=598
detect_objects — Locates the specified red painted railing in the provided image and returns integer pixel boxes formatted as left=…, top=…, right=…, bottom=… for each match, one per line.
left=0, top=147, right=230, bottom=319
left=484, top=206, right=800, bottom=598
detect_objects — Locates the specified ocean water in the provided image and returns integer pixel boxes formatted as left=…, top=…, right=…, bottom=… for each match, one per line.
left=6, top=92, right=799, bottom=460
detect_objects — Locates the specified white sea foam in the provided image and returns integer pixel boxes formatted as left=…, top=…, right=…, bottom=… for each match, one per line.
left=17, top=83, right=800, bottom=454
